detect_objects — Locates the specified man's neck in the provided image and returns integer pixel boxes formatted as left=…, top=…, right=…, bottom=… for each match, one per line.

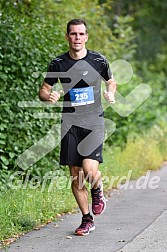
left=69, top=48, right=87, bottom=60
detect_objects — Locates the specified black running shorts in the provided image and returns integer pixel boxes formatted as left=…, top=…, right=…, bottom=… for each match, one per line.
left=60, top=124, right=104, bottom=167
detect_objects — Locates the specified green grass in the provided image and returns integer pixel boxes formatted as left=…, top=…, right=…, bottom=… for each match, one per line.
left=0, top=186, right=77, bottom=243
left=100, top=122, right=167, bottom=189
left=0, top=123, right=166, bottom=245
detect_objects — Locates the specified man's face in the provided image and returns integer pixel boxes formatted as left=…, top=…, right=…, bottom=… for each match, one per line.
left=66, top=24, right=88, bottom=52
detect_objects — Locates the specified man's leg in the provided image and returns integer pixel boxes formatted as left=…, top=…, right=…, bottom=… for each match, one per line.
left=82, top=159, right=101, bottom=189
left=82, top=159, right=106, bottom=216
left=69, top=165, right=95, bottom=236
left=69, top=165, right=89, bottom=215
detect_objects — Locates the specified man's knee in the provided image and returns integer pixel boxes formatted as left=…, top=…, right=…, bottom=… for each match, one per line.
left=69, top=166, right=84, bottom=186
left=69, top=165, right=82, bottom=176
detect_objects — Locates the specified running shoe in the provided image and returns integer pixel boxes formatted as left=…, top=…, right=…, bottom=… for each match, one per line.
left=91, top=182, right=106, bottom=215
left=75, top=216, right=95, bottom=236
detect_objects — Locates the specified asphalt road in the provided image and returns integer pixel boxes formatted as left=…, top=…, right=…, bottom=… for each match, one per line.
left=1, top=165, right=167, bottom=252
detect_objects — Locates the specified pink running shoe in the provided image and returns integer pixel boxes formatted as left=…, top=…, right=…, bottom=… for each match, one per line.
left=75, top=216, right=95, bottom=236
left=91, top=183, right=106, bottom=215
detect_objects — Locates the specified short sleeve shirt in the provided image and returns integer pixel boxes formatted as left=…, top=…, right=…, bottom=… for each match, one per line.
left=44, top=50, right=112, bottom=121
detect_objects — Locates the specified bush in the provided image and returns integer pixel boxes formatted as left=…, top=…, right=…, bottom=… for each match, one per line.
left=0, top=1, right=67, bottom=181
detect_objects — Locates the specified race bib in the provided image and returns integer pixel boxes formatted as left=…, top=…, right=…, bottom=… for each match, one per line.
left=69, top=87, right=94, bottom=106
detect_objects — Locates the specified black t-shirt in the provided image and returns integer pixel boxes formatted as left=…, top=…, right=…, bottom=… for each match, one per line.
left=44, top=49, right=112, bottom=125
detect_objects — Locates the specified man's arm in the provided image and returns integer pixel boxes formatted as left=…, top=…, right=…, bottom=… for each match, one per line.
left=103, top=78, right=117, bottom=103
left=39, top=82, right=62, bottom=103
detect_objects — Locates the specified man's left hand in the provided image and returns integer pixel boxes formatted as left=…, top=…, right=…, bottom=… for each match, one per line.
left=103, top=90, right=115, bottom=104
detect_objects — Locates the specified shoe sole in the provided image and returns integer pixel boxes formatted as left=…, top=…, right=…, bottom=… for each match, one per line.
left=75, top=226, right=95, bottom=236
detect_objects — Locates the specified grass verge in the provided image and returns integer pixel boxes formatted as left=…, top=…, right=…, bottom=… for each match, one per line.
left=101, top=122, right=167, bottom=189
left=0, top=186, right=77, bottom=245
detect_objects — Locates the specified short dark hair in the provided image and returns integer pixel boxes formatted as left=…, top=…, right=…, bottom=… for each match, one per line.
left=66, top=19, right=88, bottom=34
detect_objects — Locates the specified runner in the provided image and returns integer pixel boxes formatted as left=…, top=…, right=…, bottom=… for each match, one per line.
left=39, top=18, right=116, bottom=236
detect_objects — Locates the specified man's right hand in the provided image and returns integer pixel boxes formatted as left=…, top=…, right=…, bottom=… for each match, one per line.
left=39, top=82, right=63, bottom=103
left=48, top=90, right=63, bottom=103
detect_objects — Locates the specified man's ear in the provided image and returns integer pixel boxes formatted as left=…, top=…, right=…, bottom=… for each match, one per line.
left=85, top=33, right=89, bottom=42
left=65, top=33, right=69, bottom=41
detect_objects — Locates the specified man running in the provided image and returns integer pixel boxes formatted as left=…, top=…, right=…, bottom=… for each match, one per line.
left=39, top=19, right=116, bottom=236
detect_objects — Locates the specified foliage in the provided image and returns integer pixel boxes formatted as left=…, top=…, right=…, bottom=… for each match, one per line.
left=108, top=0, right=167, bottom=64
left=102, top=123, right=167, bottom=189
left=0, top=0, right=67, bottom=179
